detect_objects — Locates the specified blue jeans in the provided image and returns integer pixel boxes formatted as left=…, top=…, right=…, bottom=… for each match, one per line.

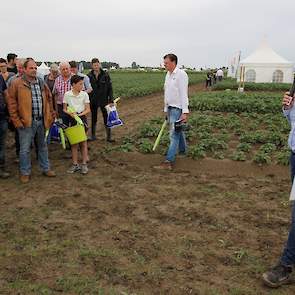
left=166, top=107, right=187, bottom=163
left=18, top=119, right=50, bottom=175
left=281, top=153, right=295, bottom=266
left=0, top=119, right=8, bottom=168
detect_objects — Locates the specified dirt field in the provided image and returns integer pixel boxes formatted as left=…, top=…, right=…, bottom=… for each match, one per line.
left=1, top=84, right=294, bottom=295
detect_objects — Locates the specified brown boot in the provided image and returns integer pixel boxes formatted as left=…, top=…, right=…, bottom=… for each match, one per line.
left=20, top=175, right=30, bottom=184
left=153, top=161, right=173, bottom=171
left=42, top=170, right=56, bottom=177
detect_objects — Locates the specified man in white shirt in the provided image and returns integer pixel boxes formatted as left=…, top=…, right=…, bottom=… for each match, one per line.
left=154, top=53, right=189, bottom=170
left=216, top=68, right=224, bottom=81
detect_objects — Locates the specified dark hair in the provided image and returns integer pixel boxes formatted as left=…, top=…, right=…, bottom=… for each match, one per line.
left=69, top=61, right=77, bottom=68
left=7, top=53, right=17, bottom=63
left=70, top=74, right=84, bottom=85
left=163, top=53, right=178, bottom=65
left=23, top=58, right=35, bottom=69
left=91, top=58, right=100, bottom=64
left=0, top=58, right=7, bottom=64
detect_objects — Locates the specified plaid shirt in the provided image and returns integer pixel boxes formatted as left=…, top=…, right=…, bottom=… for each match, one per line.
left=53, top=75, right=72, bottom=105
left=30, top=80, right=43, bottom=119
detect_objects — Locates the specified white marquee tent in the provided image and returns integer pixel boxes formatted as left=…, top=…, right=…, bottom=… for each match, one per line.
left=37, top=62, right=50, bottom=78
left=238, top=41, right=294, bottom=83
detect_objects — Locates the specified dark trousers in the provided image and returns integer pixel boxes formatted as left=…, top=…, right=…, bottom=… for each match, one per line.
left=57, top=104, right=70, bottom=126
left=0, top=119, right=8, bottom=168
left=281, top=152, right=295, bottom=265
left=90, top=103, right=108, bottom=134
left=15, top=129, right=20, bottom=157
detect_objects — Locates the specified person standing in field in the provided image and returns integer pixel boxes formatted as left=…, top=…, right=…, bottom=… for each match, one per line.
left=262, top=90, right=295, bottom=288
left=205, top=72, right=212, bottom=89
left=0, top=58, right=15, bottom=83
left=216, top=68, right=224, bottom=82
left=6, top=53, right=18, bottom=74
left=44, top=63, right=59, bottom=94
left=52, top=62, right=72, bottom=122
left=0, top=74, right=11, bottom=178
left=154, top=53, right=189, bottom=171
left=7, top=58, right=56, bottom=184
left=69, top=61, right=92, bottom=94
left=7, top=58, right=26, bottom=162
left=63, top=75, right=90, bottom=174
left=87, top=58, right=114, bottom=142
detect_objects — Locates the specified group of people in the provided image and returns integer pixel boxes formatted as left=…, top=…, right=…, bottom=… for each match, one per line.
left=2, top=52, right=295, bottom=289
left=205, top=68, right=224, bottom=89
left=0, top=54, right=114, bottom=182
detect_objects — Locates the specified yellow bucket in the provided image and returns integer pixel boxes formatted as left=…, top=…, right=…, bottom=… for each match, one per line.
left=64, top=124, right=87, bottom=145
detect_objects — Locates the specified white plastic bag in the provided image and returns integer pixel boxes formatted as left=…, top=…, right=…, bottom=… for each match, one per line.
left=105, top=104, right=123, bottom=128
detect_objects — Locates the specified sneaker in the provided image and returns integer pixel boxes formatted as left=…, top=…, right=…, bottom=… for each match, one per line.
left=262, top=263, right=293, bottom=288
left=67, top=164, right=81, bottom=174
left=80, top=164, right=88, bottom=175
left=153, top=160, right=173, bottom=171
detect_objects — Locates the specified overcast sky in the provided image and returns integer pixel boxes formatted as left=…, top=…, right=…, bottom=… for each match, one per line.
left=1, top=0, right=294, bottom=68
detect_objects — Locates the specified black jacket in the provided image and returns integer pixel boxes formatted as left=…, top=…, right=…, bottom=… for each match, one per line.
left=88, top=69, right=113, bottom=107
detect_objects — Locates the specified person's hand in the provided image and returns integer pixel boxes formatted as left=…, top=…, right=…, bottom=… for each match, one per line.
left=283, top=92, right=294, bottom=109
left=70, top=112, right=77, bottom=118
left=180, top=113, right=188, bottom=123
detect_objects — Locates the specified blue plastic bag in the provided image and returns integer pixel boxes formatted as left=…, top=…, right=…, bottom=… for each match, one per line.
left=47, top=122, right=60, bottom=143
left=105, top=104, right=123, bottom=128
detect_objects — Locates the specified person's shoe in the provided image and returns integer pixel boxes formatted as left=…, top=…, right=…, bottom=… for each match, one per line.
left=20, top=175, right=30, bottom=184
left=153, top=160, right=173, bottom=171
left=106, top=128, right=115, bottom=143
left=67, top=164, right=81, bottom=174
left=42, top=170, right=56, bottom=177
left=178, top=152, right=187, bottom=158
left=88, top=135, right=97, bottom=141
left=262, top=263, right=293, bottom=288
left=80, top=164, right=89, bottom=175
left=0, top=169, right=10, bottom=179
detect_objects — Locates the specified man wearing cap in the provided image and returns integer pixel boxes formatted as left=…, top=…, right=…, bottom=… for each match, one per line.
left=7, top=58, right=56, bottom=183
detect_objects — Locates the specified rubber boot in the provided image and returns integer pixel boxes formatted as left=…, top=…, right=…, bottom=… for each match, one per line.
left=106, top=127, right=115, bottom=143
left=89, top=125, right=97, bottom=141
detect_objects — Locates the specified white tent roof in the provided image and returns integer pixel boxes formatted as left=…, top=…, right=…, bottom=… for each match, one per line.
left=38, top=62, right=50, bottom=69
left=240, top=40, right=292, bottom=64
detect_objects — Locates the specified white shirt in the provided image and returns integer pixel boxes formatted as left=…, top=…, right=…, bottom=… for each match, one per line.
left=63, top=90, right=90, bottom=114
left=164, top=67, right=189, bottom=113
left=216, top=69, right=224, bottom=77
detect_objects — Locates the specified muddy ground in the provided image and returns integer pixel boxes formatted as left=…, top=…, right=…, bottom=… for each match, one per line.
left=0, top=84, right=294, bottom=295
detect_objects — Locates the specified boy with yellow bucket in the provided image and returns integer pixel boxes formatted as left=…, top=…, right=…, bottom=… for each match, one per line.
left=63, top=75, right=90, bottom=174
